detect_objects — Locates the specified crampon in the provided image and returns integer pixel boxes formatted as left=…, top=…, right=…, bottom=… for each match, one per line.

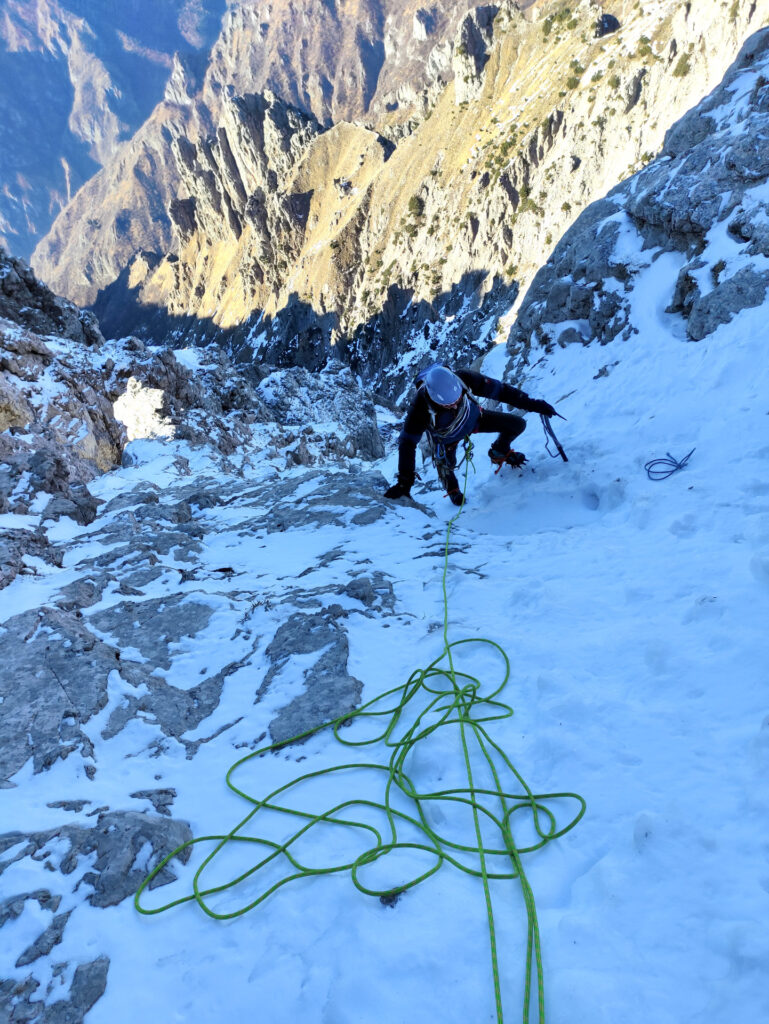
left=489, top=448, right=527, bottom=474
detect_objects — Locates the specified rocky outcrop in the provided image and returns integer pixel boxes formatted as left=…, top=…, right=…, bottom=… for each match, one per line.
left=506, top=28, right=769, bottom=363
left=256, top=363, right=385, bottom=463
left=453, top=5, right=500, bottom=104
left=1, top=248, right=103, bottom=347
left=2, top=954, right=109, bottom=1024
left=0, top=812, right=192, bottom=907
left=0, top=810, right=190, bottom=1021
left=1, top=248, right=386, bottom=585
left=0, top=307, right=124, bottom=527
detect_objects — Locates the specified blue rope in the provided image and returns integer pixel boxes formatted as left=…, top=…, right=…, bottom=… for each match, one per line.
left=644, top=448, right=695, bottom=481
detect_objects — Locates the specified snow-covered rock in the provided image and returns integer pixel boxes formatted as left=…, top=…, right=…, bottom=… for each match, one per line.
left=0, top=248, right=384, bottom=587
left=507, top=28, right=769, bottom=358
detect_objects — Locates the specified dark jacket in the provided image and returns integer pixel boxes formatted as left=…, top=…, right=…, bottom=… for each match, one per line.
left=396, top=368, right=539, bottom=486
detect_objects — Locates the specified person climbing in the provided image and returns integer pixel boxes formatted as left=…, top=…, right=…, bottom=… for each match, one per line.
left=384, top=364, right=557, bottom=505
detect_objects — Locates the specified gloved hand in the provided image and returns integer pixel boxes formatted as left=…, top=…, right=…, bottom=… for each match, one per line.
left=384, top=481, right=412, bottom=499
left=529, top=398, right=557, bottom=417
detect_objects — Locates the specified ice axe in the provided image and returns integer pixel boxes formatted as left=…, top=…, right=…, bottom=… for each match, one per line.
left=541, top=412, right=568, bottom=462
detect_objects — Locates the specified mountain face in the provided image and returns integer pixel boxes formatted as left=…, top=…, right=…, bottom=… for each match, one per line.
left=2, top=0, right=506, bottom=265
left=205, top=0, right=489, bottom=126
left=506, top=24, right=769, bottom=366
left=0, top=0, right=225, bottom=259
left=30, top=0, right=768, bottom=397
left=2, top=32, right=769, bottom=1024
left=26, top=0, right=498, bottom=326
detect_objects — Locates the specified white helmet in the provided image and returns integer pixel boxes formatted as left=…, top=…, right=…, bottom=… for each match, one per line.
left=423, top=366, right=463, bottom=406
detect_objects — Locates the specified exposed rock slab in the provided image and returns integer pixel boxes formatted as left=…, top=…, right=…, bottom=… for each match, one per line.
left=0, top=811, right=193, bottom=908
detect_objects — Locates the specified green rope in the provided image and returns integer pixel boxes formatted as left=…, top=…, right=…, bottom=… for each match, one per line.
left=135, top=443, right=585, bottom=1023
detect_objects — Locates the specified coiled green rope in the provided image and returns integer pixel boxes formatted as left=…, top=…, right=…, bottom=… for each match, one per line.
left=136, top=447, right=585, bottom=1023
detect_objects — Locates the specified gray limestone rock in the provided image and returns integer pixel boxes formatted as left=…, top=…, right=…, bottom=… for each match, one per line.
left=263, top=606, right=364, bottom=747
left=47, top=800, right=91, bottom=812
left=42, top=489, right=102, bottom=527
left=264, top=470, right=391, bottom=532
left=0, top=372, right=34, bottom=430
left=53, top=577, right=108, bottom=612
left=0, top=811, right=193, bottom=907
left=66, top=957, right=110, bottom=1019
left=0, top=265, right=126, bottom=542
left=507, top=198, right=627, bottom=355
left=688, top=268, right=769, bottom=341
left=257, top=363, right=385, bottom=462
left=16, top=912, right=72, bottom=967
left=0, top=890, right=61, bottom=929
left=0, top=813, right=185, bottom=1021
left=1, top=955, right=109, bottom=1024
left=0, top=607, right=116, bottom=781
left=0, top=249, right=104, bottom=347
left=0, top=528, right=63, bottom=590
left=0, top=578, right=243, bottom=777
left=130, top=788, right=177, bottom=816
left=453, top=6, right=499, bottom=105
left=87, top=595, right=215, bottom=672
left=344, top=573, right=396, bottom=612
left=507, top=29, right=769, bottom=362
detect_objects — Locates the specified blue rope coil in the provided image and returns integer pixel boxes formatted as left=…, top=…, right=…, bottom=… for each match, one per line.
left=644, top=448, right=695, bottom=481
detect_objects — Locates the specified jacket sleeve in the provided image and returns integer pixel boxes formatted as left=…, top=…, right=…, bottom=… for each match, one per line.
left=457, top=368, right=538, bottom=412
left=396, top=394, right=429, bottom=486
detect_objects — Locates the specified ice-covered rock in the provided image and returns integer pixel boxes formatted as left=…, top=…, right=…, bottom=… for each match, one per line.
left=257, top=362, right=385, bottom=462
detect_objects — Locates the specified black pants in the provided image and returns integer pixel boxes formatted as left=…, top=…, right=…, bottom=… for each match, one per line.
left=399, top=410, right=528, bottom=488
left=474, top=408, right=526, bottom=452
left=434, top=410, right=526, bottom=485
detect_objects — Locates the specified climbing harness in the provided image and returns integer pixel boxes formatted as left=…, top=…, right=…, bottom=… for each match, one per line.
left=540, top=414, right=568, bottom=463
left=644, top=448, right=695, bottom=481
left=136, top=453, right=585, bottom=1024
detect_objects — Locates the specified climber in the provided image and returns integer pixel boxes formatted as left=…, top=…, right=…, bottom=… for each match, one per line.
left=384, top=364, right=557, bottom=506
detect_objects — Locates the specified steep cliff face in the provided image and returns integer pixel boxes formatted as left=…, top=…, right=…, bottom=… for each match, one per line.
left=30, top=0, right=489, bottom=308
left=43, top=0, right=764, bottom=390
left=0, top=0, right=225, bottom=259
left=505, top=26, right=769, bottom=367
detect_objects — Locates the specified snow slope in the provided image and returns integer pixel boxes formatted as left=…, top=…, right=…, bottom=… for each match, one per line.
left=3, top=225, right=769, bottom=1023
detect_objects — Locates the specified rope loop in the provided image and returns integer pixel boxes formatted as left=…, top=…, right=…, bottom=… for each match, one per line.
left=644, top=448, right=695, bottom=480
left=135, top=440, right=585, bottom=1024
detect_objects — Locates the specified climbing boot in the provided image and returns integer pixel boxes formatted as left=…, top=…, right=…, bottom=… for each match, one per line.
left=438, top=466, right=464, bottom=505
left=442, top=468, right=466, bottom=505
left=489, top=447, right=526, bottom=473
